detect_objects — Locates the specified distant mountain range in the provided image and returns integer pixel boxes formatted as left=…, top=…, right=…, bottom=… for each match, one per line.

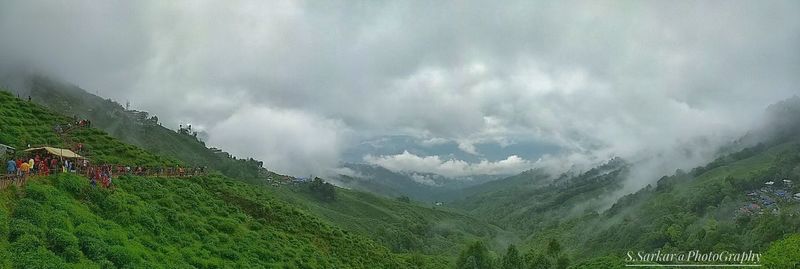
left=3, top=73, right=799, bottom=267
left=334, top=163, right=505, bottom=202
left=341, top=134, right=561, bottom=164
left=0, top=73, right=504, bottom=267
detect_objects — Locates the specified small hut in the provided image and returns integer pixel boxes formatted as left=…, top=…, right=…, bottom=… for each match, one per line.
left=23, top=147, right=85, bottom=160
left=0, top=144, right=15, bottom=159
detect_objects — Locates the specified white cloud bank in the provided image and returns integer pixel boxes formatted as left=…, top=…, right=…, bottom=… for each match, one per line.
left=1, top=1, right=799, bottom=178
left=364, top=151, right=534, bottom=178
left=207, top=105, right=348, bottom=176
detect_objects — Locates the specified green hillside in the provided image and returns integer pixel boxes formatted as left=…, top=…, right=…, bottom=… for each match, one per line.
left=562, top=139, right=800, bottom=268
left=24, top=76, right=273, bottom=182
left=0, top=91, right=177, bottom=167
left=578, top=140, right=800, bottom=256
left=452, top=129, right=800, bottom=267
left=0, top=172, right=434, bottom=268
left=454, top=158, right=629, bottom=230
left=2, top=84, right=501, bottom=267
left=445, top=97, right=800, bottom=267
left=7, top=79, right=503, bottom=259
left=263, top=182, right=502, bottom=257
left=0, top=89, right=452, bottom=268
left=5, top=80, right=799, bottom=268
left=334, top=163, right=501, bottom=203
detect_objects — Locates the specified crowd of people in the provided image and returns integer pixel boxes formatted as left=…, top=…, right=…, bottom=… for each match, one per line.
left=4, top=154, right=82, bottom=179
left=54, top=118, right=92, bottom=135
left=2, top=113, right=203, bottom=189
left=4, top=153, right=207, bottom=190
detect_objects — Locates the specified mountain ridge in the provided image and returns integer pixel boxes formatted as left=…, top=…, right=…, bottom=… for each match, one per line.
left=3, top=75, right=799, bottom=267
left=1, top=76, right=502, bottom=267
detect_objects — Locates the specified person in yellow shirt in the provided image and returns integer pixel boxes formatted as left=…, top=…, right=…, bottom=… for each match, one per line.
left=20, top=161, right=30, bottom=178
left=28, top=159, right=34, bottom=174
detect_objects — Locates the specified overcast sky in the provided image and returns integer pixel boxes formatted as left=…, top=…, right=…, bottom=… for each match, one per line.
left=1, top=1, right=799, bottom=178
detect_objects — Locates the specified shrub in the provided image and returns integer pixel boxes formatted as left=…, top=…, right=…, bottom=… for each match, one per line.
left=106, top=245, right=137, bottom=267
left=0, top=210, right=9, bottom=238
left=13, top=199, right=46, bottom=225
left=9, top=219, right=43, bottom=242
left=62, top=247, right=83, bottom=263
left=45, top=211, right=73, bottom=231
left=46, top=229, right=81, bottom=262
left=10, top=247, right=66, bottom=269
left=25, top=183, right=55, bottom=203
left=12, top=234, right=43, bottom=253
left=56, top=174, right=87, bottom=196
left=209, top=216, right=238, bottom=234
left=97, top=259, right=115, bottom=269
left=79, top=236, right=109, bottom=261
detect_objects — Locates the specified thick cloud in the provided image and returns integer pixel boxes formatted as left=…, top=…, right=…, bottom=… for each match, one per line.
left=206, top=105, right=348, bottom=176
left=0, top=0, right=798, bottom=179
left=364, top=151, right=533, bottom=178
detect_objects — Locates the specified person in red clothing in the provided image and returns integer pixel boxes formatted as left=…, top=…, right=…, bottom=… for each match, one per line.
left=39, top=162, right=49, bottom=176
left=100, top=174, right=109, bottom=188
left=15, top=159, right=23, bottom=177
left=50, top=158, right=58, bottom=173
left=93, top=169, right=102, bottom=184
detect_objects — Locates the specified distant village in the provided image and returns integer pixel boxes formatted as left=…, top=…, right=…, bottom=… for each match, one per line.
left=265, top=174, right=311, bottom=187
left=736, top=179, right=800, bottom=217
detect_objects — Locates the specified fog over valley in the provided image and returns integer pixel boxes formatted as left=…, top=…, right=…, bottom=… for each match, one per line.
left=3, top=1, right=800, bottom=268
left=1, top=0, right=799, bottom=191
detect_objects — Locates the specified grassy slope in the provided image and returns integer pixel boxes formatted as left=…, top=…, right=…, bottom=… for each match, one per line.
left=762, top=233, right=800, bottom=268
left=537, top=141, right=800, bottom=267
left=264, top=184, right=502, bottom=257
left=453, top=158, right=629, bottom=230
left=0, top=91, right=177, bottom=166
left=0, top=174, right=420, bottom=268
left=16, top=78, right=796, bottom=267
left=450, top=136, right=800, bottom=267
left=334, top=164, right=498, bottom=203
left=4, top=82, right=501, bottom=267
left=8, top=80, right=503, bottom=260
left=587, top=141, right=799, bottom=245
left=0, top=90, right=446, bottom=268
left=24, top=76, right=272, bottom=182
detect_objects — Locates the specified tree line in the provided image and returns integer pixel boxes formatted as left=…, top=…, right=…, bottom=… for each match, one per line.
left=455, top=239, right=570, bottom=269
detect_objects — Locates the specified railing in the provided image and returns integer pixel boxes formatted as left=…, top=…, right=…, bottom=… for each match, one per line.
left=0, top=165, right=208, bottom=190
left=82, top=166, right=208, bottom=178
left=0, top=174, right=28, bottom=189
left=1, top=120, right=213, bottom=190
